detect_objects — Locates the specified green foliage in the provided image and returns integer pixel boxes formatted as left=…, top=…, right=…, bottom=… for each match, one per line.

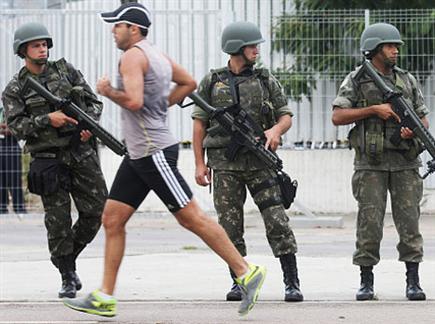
left=274, top=68, right=317, bottom=102
left=272, top=1, right=435, bottom=102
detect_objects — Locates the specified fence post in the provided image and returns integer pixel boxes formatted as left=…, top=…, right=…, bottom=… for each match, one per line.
left=364, top=9, right=370, bottom=28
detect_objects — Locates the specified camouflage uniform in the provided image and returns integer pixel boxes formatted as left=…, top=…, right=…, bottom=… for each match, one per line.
left=333, top=65, right=428, bottom=266
left=2, top=59, right=107, bottom=265
left=192, top=65, right=297, bottom=257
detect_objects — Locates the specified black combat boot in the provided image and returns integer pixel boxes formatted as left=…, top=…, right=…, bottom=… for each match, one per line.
left=356, top=266, right=374, bottom=301
left=52, top=255, right=82, bottom=291
left=58, top=255, right=77, bottom=298
left=71, top=264, right=82, bottom=291
left=72, top=241, right=87, bottom=291
left=405, top=262, right=426, bottom=301
left=226, top=269, right=242, bottom=301
left=279, top=253, right=303, bottom=302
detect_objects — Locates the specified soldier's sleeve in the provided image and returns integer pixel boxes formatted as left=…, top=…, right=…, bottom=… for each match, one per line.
left=332, top=72, right=358, bottom=109
left=408, top=73, right=429, bottom=118
left=268, top=74, right=293, bottom=118
left=65, top=61, right=103, bottom=121
left=191, top=74, right=212, bottom=122
left=1, top=80, right=49, bottom=140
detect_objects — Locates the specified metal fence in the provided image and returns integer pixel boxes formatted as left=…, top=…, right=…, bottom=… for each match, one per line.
left=0, top=0, right=284, bottom=141
left=1, top=5, right=434, bottom=146
left=1, top=4, right=434, bottom=213
left=271, top=9, right=435, bottom=148
left=270, top=8, right=435, bottom=190
left=0, top=0, right=280, bottom=213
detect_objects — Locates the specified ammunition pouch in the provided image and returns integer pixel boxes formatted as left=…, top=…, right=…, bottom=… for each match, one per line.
left=27, top=157, right=71, bottom=195
left=277, top=172, right=297, bottom=209
left=260, top=101, right=276, bottom=130
left=352, top=117, right=384, bottom=165
left=365, top=130, right=384, bottom=165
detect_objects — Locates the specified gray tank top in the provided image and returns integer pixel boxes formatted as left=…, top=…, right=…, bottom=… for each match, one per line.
left=117, top=39, right=177, bottom=159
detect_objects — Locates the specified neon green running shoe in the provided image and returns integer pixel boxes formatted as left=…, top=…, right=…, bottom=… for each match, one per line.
left=63, top=289, right=117, bottom=317
left=235, top=263, right=267, bottom=316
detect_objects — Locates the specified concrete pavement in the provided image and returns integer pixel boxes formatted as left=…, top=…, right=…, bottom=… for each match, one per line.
left=2, top=252, right=435, bottom=302
left=1, top=212, right=434, bottom=323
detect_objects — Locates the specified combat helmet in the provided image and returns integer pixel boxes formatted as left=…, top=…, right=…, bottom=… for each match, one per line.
left=13, top=22, right=53, bottom=58
left=360, top=23, right=403, bottom=57
left=221, top=21, right=265, bottom=55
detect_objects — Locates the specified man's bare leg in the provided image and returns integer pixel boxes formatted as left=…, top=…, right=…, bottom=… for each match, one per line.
left=100, top=199, right=135, bottom=295
left=174, top=198, right=249, bottom=277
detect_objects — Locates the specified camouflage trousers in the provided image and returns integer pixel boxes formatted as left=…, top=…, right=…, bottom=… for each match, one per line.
left=352, top=169, right=423, bottom=266
left=40, top=151, right=107, bottom=262
left=213, top=168, right=297, bottom=257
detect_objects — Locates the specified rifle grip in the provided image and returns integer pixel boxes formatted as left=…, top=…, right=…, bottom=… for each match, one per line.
left=224, top=141, right=242, bottom=161
left=390, top=128, right=402, bottom=147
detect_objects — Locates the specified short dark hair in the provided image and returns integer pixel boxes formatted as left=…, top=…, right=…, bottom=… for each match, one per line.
left=18, top=44, right=28, bottom=58
left=366, top=44, right=383, bottom=59
left=126, top=23, right=148, bottom=37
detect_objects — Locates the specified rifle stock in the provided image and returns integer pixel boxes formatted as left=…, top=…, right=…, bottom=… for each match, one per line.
left=22, top=77, right=127, bottom=156
left=360, top=60, right=435, bottom=178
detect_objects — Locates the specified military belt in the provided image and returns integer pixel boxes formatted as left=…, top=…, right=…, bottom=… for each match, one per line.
left=31, top=148, right=59, bottom=159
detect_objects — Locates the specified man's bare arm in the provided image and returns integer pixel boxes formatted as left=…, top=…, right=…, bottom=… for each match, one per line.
left=192, top=118, right=210, bottom=186
left=331, top=103, right=401, bottom=126
left=96, top=47, right=148, bottom=111
left=167, top=58, right=197, bottom=106
left=264, top=114, right=292, bottom=151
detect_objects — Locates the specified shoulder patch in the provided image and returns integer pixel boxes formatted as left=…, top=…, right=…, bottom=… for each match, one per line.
left=214, top=81, right=227, bottom=90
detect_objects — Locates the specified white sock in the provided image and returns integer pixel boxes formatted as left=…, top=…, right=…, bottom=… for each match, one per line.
left=97, top=290, right=114, bottom=300
left=237, top=267, right=252, bottom=281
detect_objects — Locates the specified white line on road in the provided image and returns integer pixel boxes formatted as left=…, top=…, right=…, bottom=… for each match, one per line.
left=0, top=322, right=98, bottom=324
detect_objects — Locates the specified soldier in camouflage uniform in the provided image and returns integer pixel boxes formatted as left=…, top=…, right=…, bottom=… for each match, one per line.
left=2, top=22, right=107, bottom=298
left=192, top=21, right=303, bottom=302
left=332, top=23, right=428, bottom=301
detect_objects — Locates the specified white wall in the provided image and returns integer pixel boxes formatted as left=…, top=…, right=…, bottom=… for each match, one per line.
left=100, top=148, right=435, bottom=215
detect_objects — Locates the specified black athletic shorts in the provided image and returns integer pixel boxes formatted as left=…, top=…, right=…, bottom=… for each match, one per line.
left=108, top=144, right=193, bottom=213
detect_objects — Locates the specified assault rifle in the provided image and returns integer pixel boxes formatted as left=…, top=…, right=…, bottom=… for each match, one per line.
left=180, top=92, right=297, bottom=209
left=356, top=59, right=435, bottom=178
left=22, top=77, right=127, bottom=156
